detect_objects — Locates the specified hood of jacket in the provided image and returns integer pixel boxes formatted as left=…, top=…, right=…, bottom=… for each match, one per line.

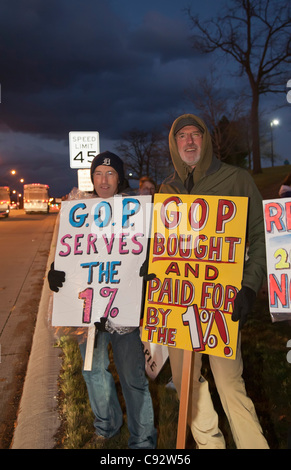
left=169, top=114, right=214, bottom=186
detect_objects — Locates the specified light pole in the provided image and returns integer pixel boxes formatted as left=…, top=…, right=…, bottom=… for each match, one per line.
left=19, top=178, right=24, bottom=208
left=270, top=119, right=279, bottom=167
left=9, top=171, right=25, bottom=208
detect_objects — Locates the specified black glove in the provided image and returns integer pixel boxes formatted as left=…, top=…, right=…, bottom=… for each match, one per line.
left=48, top=262, right=66, bottom=292
left=232, top=286, right=256, bottom=329
left=94, top=317, right=107, bottom=332
left=94, top=318, right=108, bottom=347
left=139, top=259, right=156, bottom=281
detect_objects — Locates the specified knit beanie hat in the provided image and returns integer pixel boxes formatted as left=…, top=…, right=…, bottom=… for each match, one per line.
left=174, top=116, right=204, bottom=135
left=90, top=151, right=125, bottom=185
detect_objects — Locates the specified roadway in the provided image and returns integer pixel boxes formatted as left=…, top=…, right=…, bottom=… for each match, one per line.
left=0, top=209, right=58, bottom=448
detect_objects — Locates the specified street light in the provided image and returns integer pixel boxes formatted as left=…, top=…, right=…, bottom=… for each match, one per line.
left=9, top=171, right=25, bottom=208
left=270, top=119, right=280, bottom=167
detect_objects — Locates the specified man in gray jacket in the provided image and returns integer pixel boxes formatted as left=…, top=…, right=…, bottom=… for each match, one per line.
left=159, top=114, right=269, bottom=449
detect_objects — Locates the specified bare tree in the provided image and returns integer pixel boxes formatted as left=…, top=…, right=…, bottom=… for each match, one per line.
left=187, top=0, right=291, bottom=173
left=116, top=129, right=170, bottom=182
left=185, top=70, right=249, bottom=164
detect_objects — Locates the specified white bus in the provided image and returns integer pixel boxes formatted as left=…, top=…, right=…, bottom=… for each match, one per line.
left=0, top=186, right=11, bottom=218
left=23, top=183, right=50, bottom=213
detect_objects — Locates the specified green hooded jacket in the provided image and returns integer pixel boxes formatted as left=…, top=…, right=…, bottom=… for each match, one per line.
left=159, top=113, right=266, bottom=294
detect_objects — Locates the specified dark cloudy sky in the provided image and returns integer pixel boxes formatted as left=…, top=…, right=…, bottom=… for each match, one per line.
left=0, top=0, right=289, bottom=196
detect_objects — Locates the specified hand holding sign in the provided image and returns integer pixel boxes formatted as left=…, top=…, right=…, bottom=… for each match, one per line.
left=48, top=262, right=66, bottom=292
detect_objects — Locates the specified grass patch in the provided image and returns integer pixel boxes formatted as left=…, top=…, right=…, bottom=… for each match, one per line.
left=250, top=164, right=291, bottom=200
left=251, top=165, right=291, bottom=190
left=54, top=336, right=180, bottom=449
left=54, top=337, right=94, bottom=449
left=240, top=297, right=291, bottom=449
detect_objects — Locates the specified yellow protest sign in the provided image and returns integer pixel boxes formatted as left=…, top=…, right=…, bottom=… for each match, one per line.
left=141, top=194, right=248, bottom=360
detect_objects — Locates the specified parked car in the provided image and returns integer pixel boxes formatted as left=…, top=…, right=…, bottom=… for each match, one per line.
left=0, top=186, right=11, bottom=217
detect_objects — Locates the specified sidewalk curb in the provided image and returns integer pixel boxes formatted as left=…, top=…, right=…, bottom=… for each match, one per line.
left=11, top=217, right=61, bottom=449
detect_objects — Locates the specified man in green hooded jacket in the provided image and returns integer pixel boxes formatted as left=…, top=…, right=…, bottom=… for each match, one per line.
left=159, top=114, right=269, bottom=449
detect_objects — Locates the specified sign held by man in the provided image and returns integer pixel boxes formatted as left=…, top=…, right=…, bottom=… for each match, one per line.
left=141, top=194, right=248, bottom=360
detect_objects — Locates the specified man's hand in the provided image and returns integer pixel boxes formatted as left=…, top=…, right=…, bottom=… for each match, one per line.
left=139, top=259, right=156, bottom=281
left=94, top=317, right=107, bottom=332
left=48, top=262, right=66, bottom=292
left=232, top=286, right=256, bottom=329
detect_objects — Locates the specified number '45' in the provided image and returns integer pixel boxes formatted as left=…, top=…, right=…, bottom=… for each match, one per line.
left=74, top=151, right=96, bottom=163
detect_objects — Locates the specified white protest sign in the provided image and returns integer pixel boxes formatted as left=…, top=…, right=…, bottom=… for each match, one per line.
left=77, top=169, right=94, bottom=192
left=69, top=131, right=100, bottom=169
left=52, top=195, right=152, bottom=328
left=263, top=198, right=291, bottom=322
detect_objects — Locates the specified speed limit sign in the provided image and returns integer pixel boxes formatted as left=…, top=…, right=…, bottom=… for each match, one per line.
left=69, top=131, right=100, bottom=169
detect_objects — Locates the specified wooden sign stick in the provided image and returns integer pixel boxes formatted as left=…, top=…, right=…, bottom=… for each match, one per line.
left=176, top=349, right=193, bottom=449
left=83, top=325, right=96, bottom=371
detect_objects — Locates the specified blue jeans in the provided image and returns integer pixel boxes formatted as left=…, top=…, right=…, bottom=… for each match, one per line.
left=79, top=327, right=157, bottom=449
